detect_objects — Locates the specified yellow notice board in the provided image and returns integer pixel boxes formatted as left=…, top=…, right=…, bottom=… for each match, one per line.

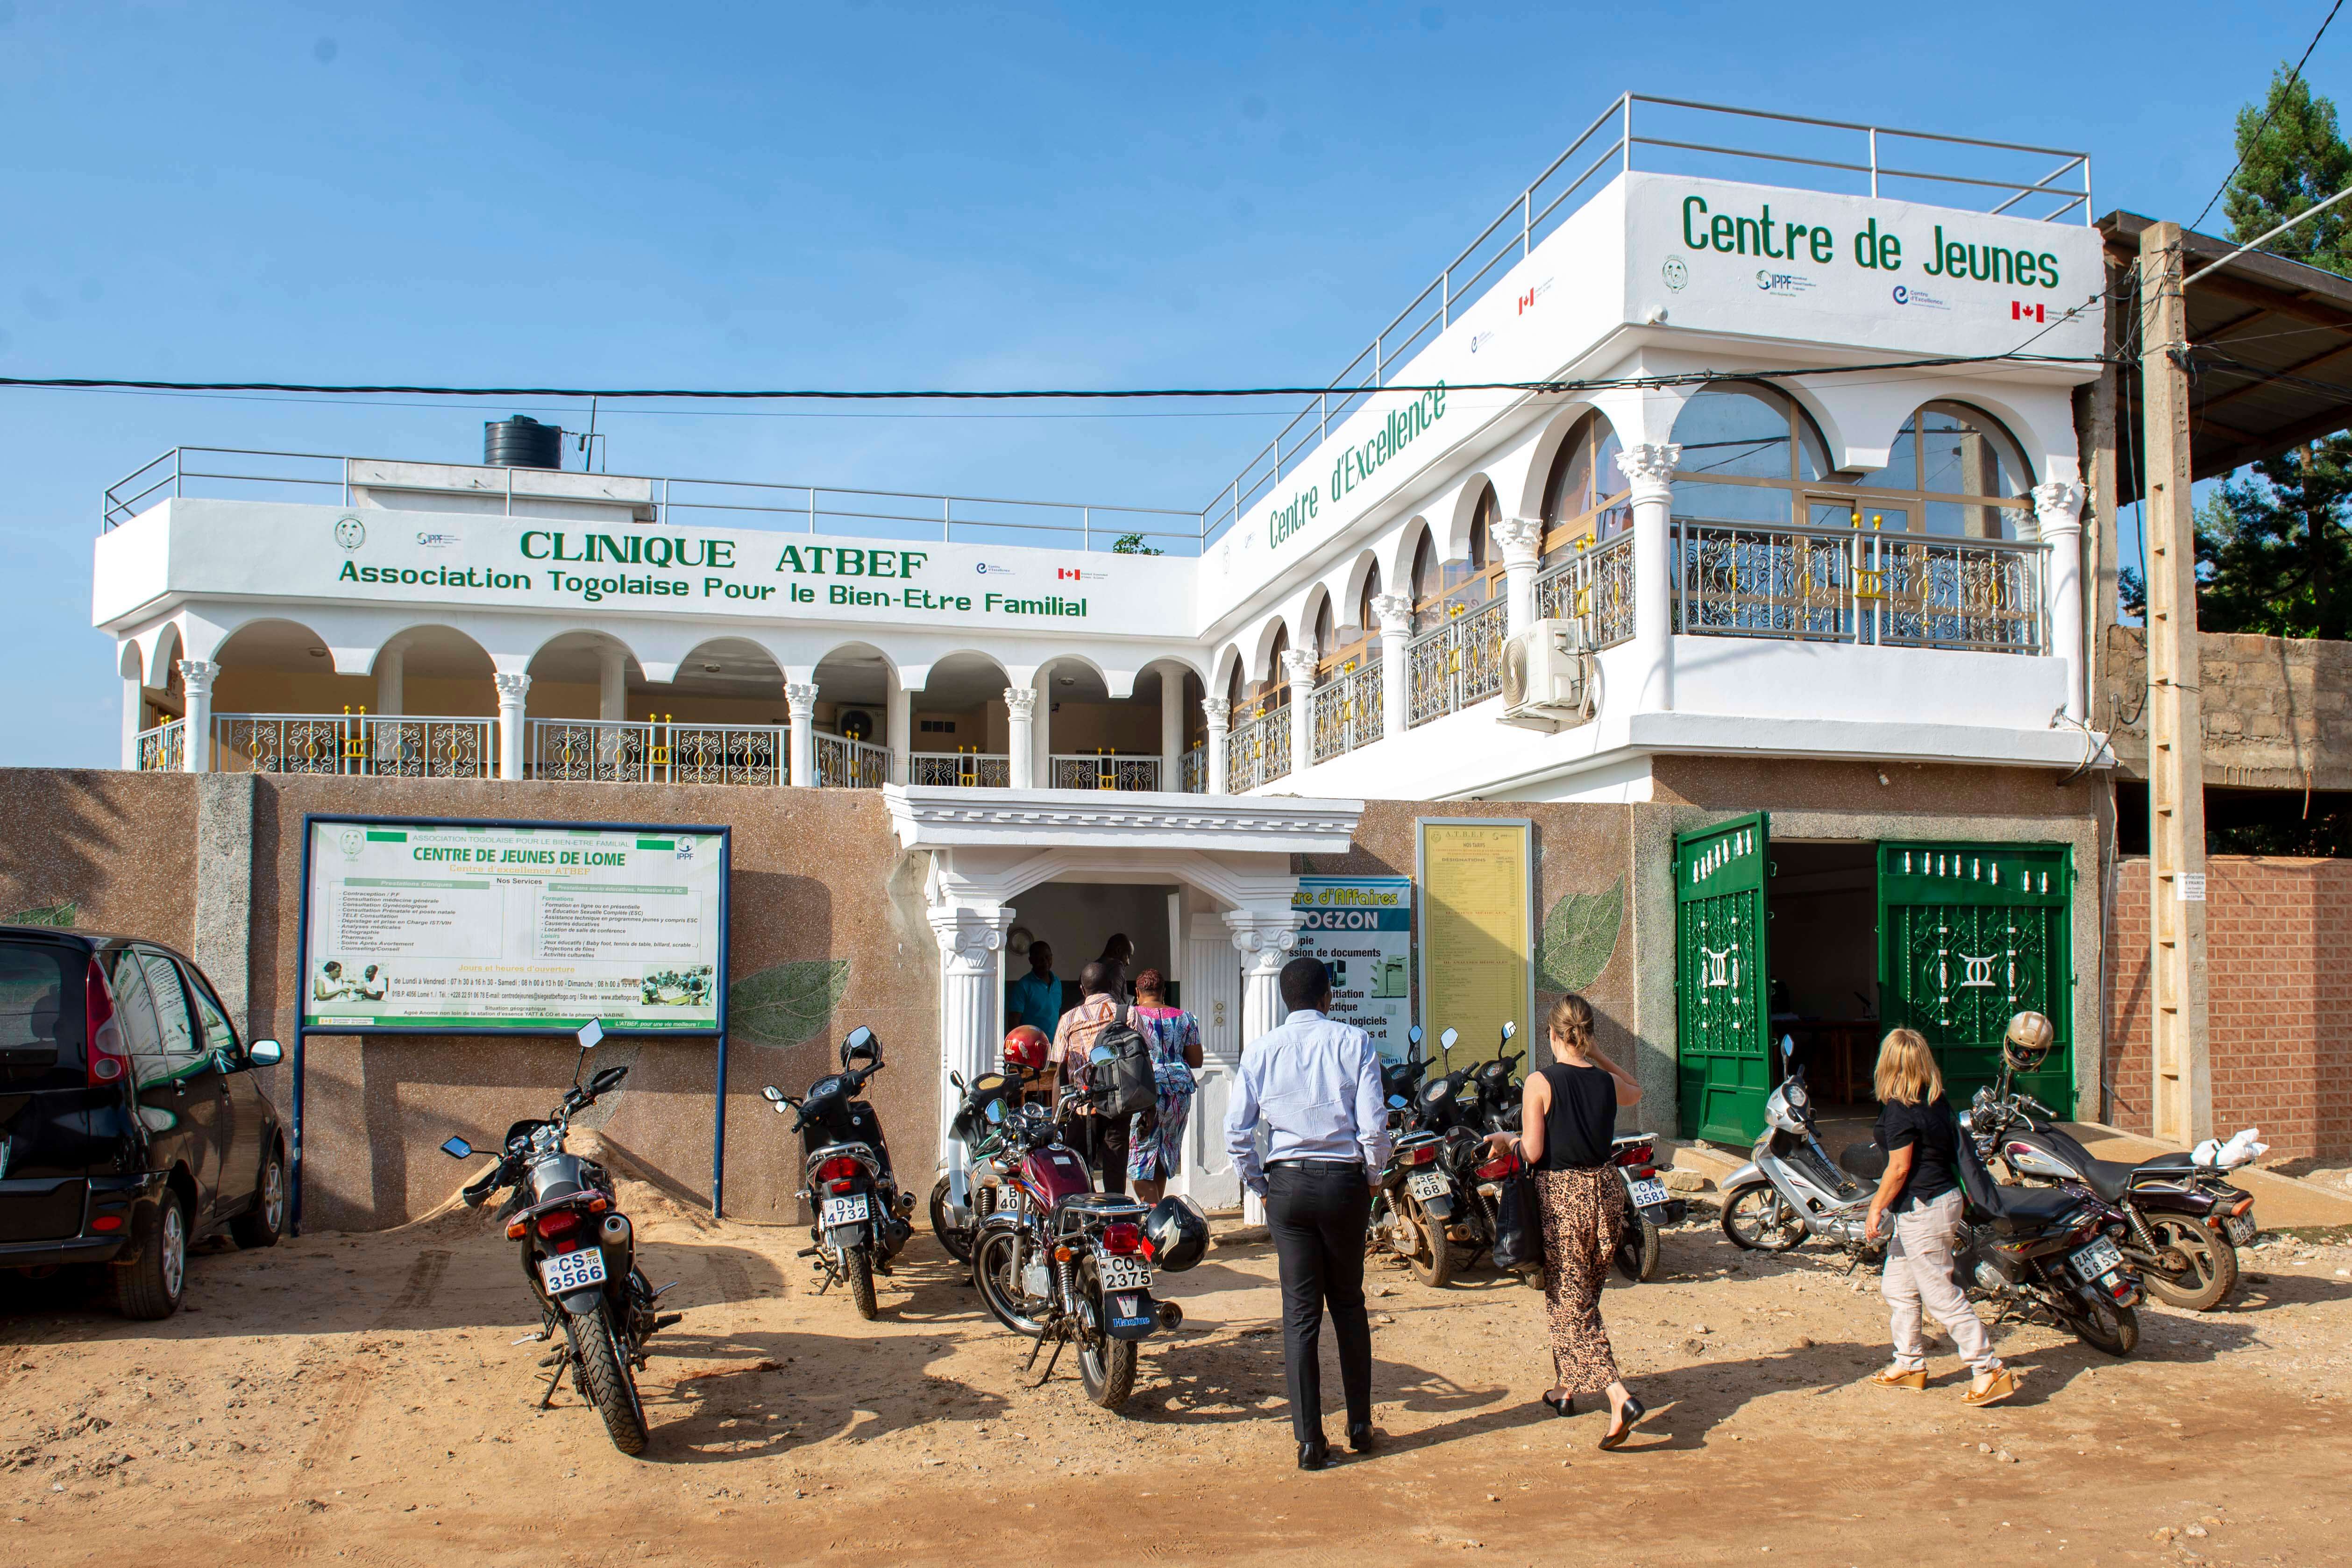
left=1416, top=819, right=1534, bottom=1064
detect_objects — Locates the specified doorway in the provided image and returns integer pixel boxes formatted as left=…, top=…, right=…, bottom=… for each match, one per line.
left=1766, top=841, right=1881, bottom=1137
left=1005, top=880, right=1180, bottom=1020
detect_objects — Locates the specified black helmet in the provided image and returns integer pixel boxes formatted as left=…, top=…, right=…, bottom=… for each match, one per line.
left=1144, top=1195, right=1209, bottom=1273
left=2003, top=1011, right=2054, bottom=1074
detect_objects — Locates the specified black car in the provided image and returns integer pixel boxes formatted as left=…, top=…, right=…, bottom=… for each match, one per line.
left=0, top=926, right=286, bottom=1319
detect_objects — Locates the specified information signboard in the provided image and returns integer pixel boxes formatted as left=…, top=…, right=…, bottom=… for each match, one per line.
left=1416, top=819, right=1534, bottom=1063
left=299, top=816, right=728, bottom=1035
left=1291, top=875, right=1413, bottom=1062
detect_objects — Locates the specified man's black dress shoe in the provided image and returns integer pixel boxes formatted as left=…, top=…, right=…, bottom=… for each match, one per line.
left=1347, top=1422, right=1377, bottom=1454
left=1297, top=1439, right=1329, bottom=1471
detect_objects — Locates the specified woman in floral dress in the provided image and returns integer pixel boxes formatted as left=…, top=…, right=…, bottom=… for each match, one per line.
left=1125, top=968, right=1202, bottom=1205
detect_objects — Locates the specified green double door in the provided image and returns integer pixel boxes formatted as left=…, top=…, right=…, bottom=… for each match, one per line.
left=1673, top=815, right=2074, bottom=1145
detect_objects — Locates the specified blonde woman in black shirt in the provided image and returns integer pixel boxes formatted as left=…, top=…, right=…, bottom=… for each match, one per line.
left=1864, top=1028, right=2018, bottom=1406
left=1485, top=994, right=1649, bottom=1449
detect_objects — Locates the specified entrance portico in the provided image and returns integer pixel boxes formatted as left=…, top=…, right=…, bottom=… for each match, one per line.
left=882, top=785, right=1362, bottom=1210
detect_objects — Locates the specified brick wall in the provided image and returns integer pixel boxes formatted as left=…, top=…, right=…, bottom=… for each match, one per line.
left=2105, top=855, right=2352, bottom=1157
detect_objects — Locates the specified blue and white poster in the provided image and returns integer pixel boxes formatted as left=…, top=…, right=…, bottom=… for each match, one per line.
left=1291, top=876, right=1414, bottom=1062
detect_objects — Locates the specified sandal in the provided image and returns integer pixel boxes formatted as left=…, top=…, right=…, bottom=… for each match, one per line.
left=1868, top=1367, right=1928, bottom=1391
left=1597, top=1392, right=1648, bottom=1450
left=1961, top=1369, right=2020, bottom=1407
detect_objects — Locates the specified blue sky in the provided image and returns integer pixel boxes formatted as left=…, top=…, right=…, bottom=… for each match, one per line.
left=1, top=0, right=2337, bottom=763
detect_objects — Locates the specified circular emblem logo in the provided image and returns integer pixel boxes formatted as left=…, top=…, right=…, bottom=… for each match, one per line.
left=1661, top=258, right=1688, bottom=292
left=339, top=830, right=362, bottom=857
left=1892, top=285, right=1910, bottom=305
left=333, top=517, right=366, bottom=551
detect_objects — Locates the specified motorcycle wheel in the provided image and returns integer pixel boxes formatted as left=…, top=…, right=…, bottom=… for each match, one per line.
left=1720, top=1183, right=1805, bottom=1252
left=1077, top=1326, right=1138, bottom=1411
left=1615, top=1214, right=1662, bottom=1283
left=972, top=1227, right=1049, bottom=1336
left=1404, top=1197, right=1454, bottom=1289
left=565, top=1303, right=649, bottom=1456
left=846, top=1246, right=879, bottom=1320
left=2139, top=1217, right=2238, bottom=1312
left=928, top=1175, right=975, bottom=1265
left=2058, top=1293, right=2140, bottom=1357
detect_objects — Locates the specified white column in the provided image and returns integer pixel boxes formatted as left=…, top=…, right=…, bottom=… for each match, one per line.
left=1615, top=442, right=1681, bottom=713
left=178, top=659, right=218, bottom=774
left=785, top=681, right=819, bottom=787
left=493, top=671, right=530, bottom=780
left=1496, top=516, right=1544, bottom=638
left=1202, top=697, right=1231, bottom=795
left=1158, top=667, right=1184, bottom=792
left=1177, top=909, right=1247, bottom=1210
left=2033, top=480, right=2089, bottom=722
left=1004, top=687, right=1037, bottom=789
left=1225, top=906, right=1302, bottom=1226
left=376, top=641, right=405, bottom=718
left=1372, top=591, right=1412, bottom=740
left=121, top=663, right=145, bottom=771
left=1030, top=666, right=1053, bottom=786
left=597, top=644, right=627, bottom=722
left=885, top=667, right=911, bottom=785
left=1281, top=647, right=1318, bottom=781
left=930, top=903, right=1016, bottom=1198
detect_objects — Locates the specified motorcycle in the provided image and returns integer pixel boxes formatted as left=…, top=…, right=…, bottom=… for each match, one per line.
left=967, top=1046, right=1194, bottom=1412
left=1607, top=1133, right=1684, bottom=1283
left=1414, top=1024, right=1506, bottom=1277
left=929, top=1066, right=1022, bottom=1265
left=1965, top=1074, right=2260, bottom=1312
left=1367, top=1026, right=1457, bottom=1287
left=762, top=1025, right=912, bottom=1320
left=437, top=1020, right=679, bottom=1456
left=1718, top=1036, right=1886, bottom=1264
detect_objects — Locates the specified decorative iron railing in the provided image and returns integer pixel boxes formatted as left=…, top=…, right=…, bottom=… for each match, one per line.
left=1407, top=598, right=1508, bottom=728
left=1672, top=520, right=2046, bottom=654
left=910, top=751, right=1010, bottom=787
left=1050, top=754, right=1163, bottom=791
left=135, top=719, right=185, bottom=773
left=1225, top=706, right=1292, bottom=793
left=214, top=713, right=496, bottom=777
left=1533, top=532, right=1637, bottom=649
left=1181, top=745, right=1205, bottom=794
left=1309, top=660, right=1383, bottom=764
left=529, top=719, right=788, bottom=785
left=816, top=732, right=890, bottom=789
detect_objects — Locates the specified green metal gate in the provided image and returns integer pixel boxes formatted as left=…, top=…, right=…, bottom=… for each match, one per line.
left=1674, top=813, right=1772, bottom=1144
left=1876, top=842, right=2074, bottom=1116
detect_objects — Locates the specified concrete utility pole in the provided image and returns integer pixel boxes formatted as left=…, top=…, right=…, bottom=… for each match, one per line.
left=2137, top=222, right=2214, bottom=1145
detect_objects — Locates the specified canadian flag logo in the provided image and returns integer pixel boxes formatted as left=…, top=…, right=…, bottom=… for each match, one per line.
left=1057, top=568, right=1083, bottom=581
left=2011, top=301, right=2046, bottom=323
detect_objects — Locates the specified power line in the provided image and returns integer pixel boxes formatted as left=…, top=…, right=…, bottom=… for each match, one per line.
left=2189, top=0, right=2349, bottom=233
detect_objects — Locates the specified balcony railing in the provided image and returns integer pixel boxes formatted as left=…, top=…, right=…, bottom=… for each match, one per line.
left=911, top=751, right=1010, bottom=788
left=214, top=713, right=496, bottom=777
left=1407, top=599, right=1508, bottom=728
left=136, top=719, right=185, bottom=773
left=1534, top=532, right=1636, bottom=650
left=1310, top=660, right=1383, bottom=764
left=1226, top=706, right=1292, bottom=793
left=1672, top=520, right=2046, bottom=654
left=1050, top=754, right=1163, bottom=791
left=1182, top=745, right=1205, bottom=794
left=530, top=719, right=790, bottom=785
left=815, top=733, right=889, bottom=789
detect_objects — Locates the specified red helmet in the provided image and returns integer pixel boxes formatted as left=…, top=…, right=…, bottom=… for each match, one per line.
left=1003, top=1025, right=1050, bottom=1077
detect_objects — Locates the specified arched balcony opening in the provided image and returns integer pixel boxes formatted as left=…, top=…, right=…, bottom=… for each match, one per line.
left=1532, top=410, right=1636, bottom=644
left=207, top=621, right=499, bottom=777
left=909, top=651, right=1016, bottom=787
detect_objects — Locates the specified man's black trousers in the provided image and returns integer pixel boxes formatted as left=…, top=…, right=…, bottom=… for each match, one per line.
left=1265, top=1160, right=1374, bottom=1443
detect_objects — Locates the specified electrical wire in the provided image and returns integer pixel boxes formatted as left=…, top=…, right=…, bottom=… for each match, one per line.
left=2189, top=0, right=2349, bottom=233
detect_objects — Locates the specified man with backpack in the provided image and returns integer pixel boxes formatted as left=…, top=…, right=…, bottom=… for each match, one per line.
left=1050, top=959, right=1154, bottom=1197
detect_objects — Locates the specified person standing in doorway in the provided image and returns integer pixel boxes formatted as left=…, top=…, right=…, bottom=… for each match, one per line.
left=1485, top=994, right=1649, bottom=1449
left=1864, top=1027, right=2018, bottom=1406
left=1126, top=968, right=1202, bottom=1206
left=1096, top=934, right=1137, bottom=1000
left=1005, top=940, right=1062, bottom=1040
left=1051, top=961, right=1130, bottom=1196
left=1225, top=956, right=1389, bottom=1470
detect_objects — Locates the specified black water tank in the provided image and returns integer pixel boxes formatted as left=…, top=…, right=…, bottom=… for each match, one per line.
left=483, top=415, right=563, bottom=470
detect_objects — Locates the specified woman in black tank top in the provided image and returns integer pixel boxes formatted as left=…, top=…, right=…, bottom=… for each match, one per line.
left=1484, top=994, right=1650, bottom=1448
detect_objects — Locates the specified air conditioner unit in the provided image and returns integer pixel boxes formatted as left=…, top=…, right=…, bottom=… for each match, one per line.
left=1499, top=619, right=1596, bottom=732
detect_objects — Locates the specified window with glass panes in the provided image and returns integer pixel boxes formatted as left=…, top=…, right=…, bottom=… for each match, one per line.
left=1538, top=412, right=1631, bottom=565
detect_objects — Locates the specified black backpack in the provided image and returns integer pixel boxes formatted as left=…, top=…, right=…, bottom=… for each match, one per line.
left=1092, top=1004, right=1159, bottom=1120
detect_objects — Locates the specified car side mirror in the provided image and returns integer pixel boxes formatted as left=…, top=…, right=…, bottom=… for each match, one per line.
left=440, top=1137, right=473, bottom=1160
left=248, top=1039, right=284, bottom=1067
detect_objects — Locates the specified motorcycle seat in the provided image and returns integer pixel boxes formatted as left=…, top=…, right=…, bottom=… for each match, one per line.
left=1980, top=1182, right=2081, bottom=1226
left=2076, top=1153, right=2201, bottom=1203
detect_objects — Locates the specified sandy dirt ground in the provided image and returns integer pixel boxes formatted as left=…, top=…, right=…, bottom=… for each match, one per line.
left=5, top=1160, right=2351, bottom=1568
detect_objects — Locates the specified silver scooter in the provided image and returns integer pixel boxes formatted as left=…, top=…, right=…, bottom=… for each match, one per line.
left=1717, top=1035, right=1883, bottom=1265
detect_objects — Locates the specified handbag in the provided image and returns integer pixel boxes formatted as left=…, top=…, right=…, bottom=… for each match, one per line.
left=1490, top=1162, right=1542, bottom=1274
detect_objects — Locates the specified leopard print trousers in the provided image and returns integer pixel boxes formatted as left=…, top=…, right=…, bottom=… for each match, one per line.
left=1535, top=1166, right=1624, bottom=1395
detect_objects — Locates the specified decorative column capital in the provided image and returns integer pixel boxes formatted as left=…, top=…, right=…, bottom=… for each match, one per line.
left=1493, top=515, right=1545, bottom=566
left=1279, top=648, right=1319, bottom=688
left=1201, top=696, right=1230, bottom=732
left=492, top=671, right=531, bottom=705
left=1223, top=909, right=1300, bottom=973
left=1370, top=591, right=1414, bottom=638
left=176, top=658, right=220, bottom=697
left=1614, top=442, right=1682, bottom=502
left=1003, top=687, right=1037, bottom=719
left=784, top=681, right=819, bottom=718
left=928, top=904, right=1016, bottom=973
left=2031, top=479, right=2087, bottom=537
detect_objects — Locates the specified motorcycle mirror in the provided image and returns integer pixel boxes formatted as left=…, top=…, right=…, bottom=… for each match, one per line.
left=1501, top=1021, right=1516, bottom=1041
left=578, top=1019, right=604, bottom=1050
left=1408, top=1025, right=1424, bottom=1047
left=1780, top=1033, right=1795, bottom=1059
left=1088, top=1043, right=1119, bottom=1065
left=985, top=1099, right=1004, bottom=1125
left=841, top=1025, right=879, bottom=1068
left=439, top=1136, right=473, bottom=1160
left=762, top=1085, right=785, bottom=1103
left=1387, top=1094, right=1408, bottom=1110
left=1440, top=1027, right=1458, bottom=1050
left=949, top=1070, right=966, bottom=1091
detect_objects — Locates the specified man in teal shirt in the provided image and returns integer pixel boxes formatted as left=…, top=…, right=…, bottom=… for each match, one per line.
left=1005, top=941, right=1063, bottom=1038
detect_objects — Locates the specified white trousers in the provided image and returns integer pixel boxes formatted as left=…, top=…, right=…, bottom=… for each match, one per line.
left=1881, top=1189, right=2001, bottom=1375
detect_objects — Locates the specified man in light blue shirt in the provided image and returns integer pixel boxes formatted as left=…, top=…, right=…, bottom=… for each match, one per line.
left=1224, top=956, right=1390, bottom=1470
left=1004, top=941, right=1062, bottom=1039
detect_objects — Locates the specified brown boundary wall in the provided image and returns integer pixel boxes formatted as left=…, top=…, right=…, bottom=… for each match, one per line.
left=2106, top=855, right=2352, bottom=1157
